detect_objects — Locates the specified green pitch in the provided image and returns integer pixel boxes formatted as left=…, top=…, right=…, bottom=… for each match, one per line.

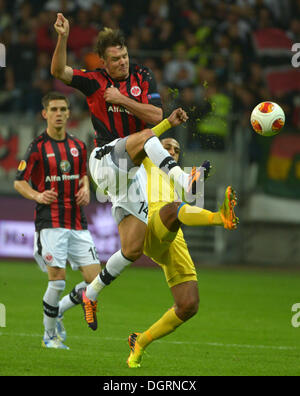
left=0, top=261, right=299, bottom=376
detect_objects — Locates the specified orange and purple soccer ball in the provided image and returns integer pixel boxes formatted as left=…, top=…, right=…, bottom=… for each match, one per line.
left=250, top=101, right=285, bottom=136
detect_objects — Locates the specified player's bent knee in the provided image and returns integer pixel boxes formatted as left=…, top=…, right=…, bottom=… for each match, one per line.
left=47, top=266, right=66, bottom=281
left=126, top=129, right=154, bottom=165
left=141, top=128, right=155, bottom=142
left=121, top=246, right=143, bottom=262
left=186, top=300, right=199, bottom=317
left=179, top=297, right=199, bottom=320
left=160, top=202, right=181, bottom=232
left=135, top=129, right=155, bottom=151
left=161, top=202, right=181, bottom=220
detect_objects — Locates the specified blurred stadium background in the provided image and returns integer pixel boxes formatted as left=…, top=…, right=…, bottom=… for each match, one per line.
left=0, top=0, right=300, bottom=268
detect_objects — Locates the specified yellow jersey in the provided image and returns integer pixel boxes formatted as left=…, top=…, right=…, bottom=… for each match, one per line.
left=142, top=157, right=178, bottom=216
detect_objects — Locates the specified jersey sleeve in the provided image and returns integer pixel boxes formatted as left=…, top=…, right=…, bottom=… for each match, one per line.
left=140, top=67, right=162, bottom=108
left=15, top=141, right=39, bottom=182
left=69, top=69, right=101, bottom=97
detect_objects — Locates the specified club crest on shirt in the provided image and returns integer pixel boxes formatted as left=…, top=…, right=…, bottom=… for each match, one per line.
left=60, top=160, right=71, bottom=173
left=70, top=147, right=79, bottom=157
left=44, top=253, right=53, bottom=264
left=130, top=86, right=141, bottom=97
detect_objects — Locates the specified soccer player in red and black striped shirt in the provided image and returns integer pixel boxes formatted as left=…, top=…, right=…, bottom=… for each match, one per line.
left=15, top=93, right=88, bottom=231
left=51, top=14, right=202, bottom=331
left=51, top=16, right=163, bottom=148
left=14, top=92, right=101, bottom=349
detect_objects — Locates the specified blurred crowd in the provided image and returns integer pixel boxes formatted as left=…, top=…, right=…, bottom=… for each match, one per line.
left=0, top=0, right=300, bottom=151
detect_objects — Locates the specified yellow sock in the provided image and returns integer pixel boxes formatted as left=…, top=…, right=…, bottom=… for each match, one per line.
left=177, top=203, right=223, bottom=226
left=137, top=307, right=183, bottom=349
left=151, top=119, right=172, bottom=137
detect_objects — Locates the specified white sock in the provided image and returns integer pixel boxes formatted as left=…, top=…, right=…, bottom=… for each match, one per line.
left=143, top=136, right=176, bottom=172
left=59, top=281, right=88, bottom=316
left=43, top=280, right=65, bottom=340
left=144, top=136, right=188, bottom=188
left=169, top=166, right=190, bottom=195
left=85, top=274, right=105, bottom=301
left=106, top=250, right=133, bottom=277
left=86, top=250, right=132, bottom=301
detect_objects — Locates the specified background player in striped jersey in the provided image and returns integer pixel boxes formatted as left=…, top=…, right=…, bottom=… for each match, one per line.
left=51, top=13, right=206, bottom=328
left=14, top=92, right=101, bottom=349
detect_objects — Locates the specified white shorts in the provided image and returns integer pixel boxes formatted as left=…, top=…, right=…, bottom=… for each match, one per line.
left=89, top=139, right=148, bottom=225
left=34, top=228, right=100, bottom=272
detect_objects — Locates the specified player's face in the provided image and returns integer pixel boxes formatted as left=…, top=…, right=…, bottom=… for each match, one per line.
left=161, top=138, right=180, bottom=162
left=103, top=46, right=129, bottom=80
left=43, top=100, right=70, bottom=129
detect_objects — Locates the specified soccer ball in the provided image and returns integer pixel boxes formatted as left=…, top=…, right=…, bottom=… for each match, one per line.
left=250, top=101, right=285, bottom=137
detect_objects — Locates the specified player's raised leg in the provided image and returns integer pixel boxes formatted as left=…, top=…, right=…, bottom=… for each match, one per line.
left=177, top=186, right=239, bottom=230
left=125, top=109, right=205, bottom=201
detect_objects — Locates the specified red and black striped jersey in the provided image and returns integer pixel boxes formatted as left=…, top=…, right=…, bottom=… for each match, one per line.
left=15, top=131, right=88, bottom=231
left=69, top=64, right=162, bottom=147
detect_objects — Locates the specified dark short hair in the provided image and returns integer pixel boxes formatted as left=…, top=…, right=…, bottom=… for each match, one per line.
left=95, top=27, right=126, bottom=58
left=42, top=92, right=69, bottom=109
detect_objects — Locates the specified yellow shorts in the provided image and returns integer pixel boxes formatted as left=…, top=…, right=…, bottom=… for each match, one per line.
left=144, top=209, right=197, bottom=288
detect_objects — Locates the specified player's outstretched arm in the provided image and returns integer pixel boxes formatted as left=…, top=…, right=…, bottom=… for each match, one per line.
left=14, top=180, right=58, bottom=205
left=167, top=108, right=189, bottom=127
left=51, top=13, right=73, bottom=84
left=151, top=108, right=188, bottom=137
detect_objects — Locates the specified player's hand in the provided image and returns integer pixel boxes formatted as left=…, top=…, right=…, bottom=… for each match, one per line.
left=76, top=185, right=90, bottom=206
left=167, top=108, right=189, bottom=127
left=54, top=13, right=69, bottom=37
left=36, top=188, right=58, bottom=204
left=104, top=86, right=124, bottom=104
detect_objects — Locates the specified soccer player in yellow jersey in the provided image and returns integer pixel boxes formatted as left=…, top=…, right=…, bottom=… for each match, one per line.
left=127, top=137, right=239, bottom=368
